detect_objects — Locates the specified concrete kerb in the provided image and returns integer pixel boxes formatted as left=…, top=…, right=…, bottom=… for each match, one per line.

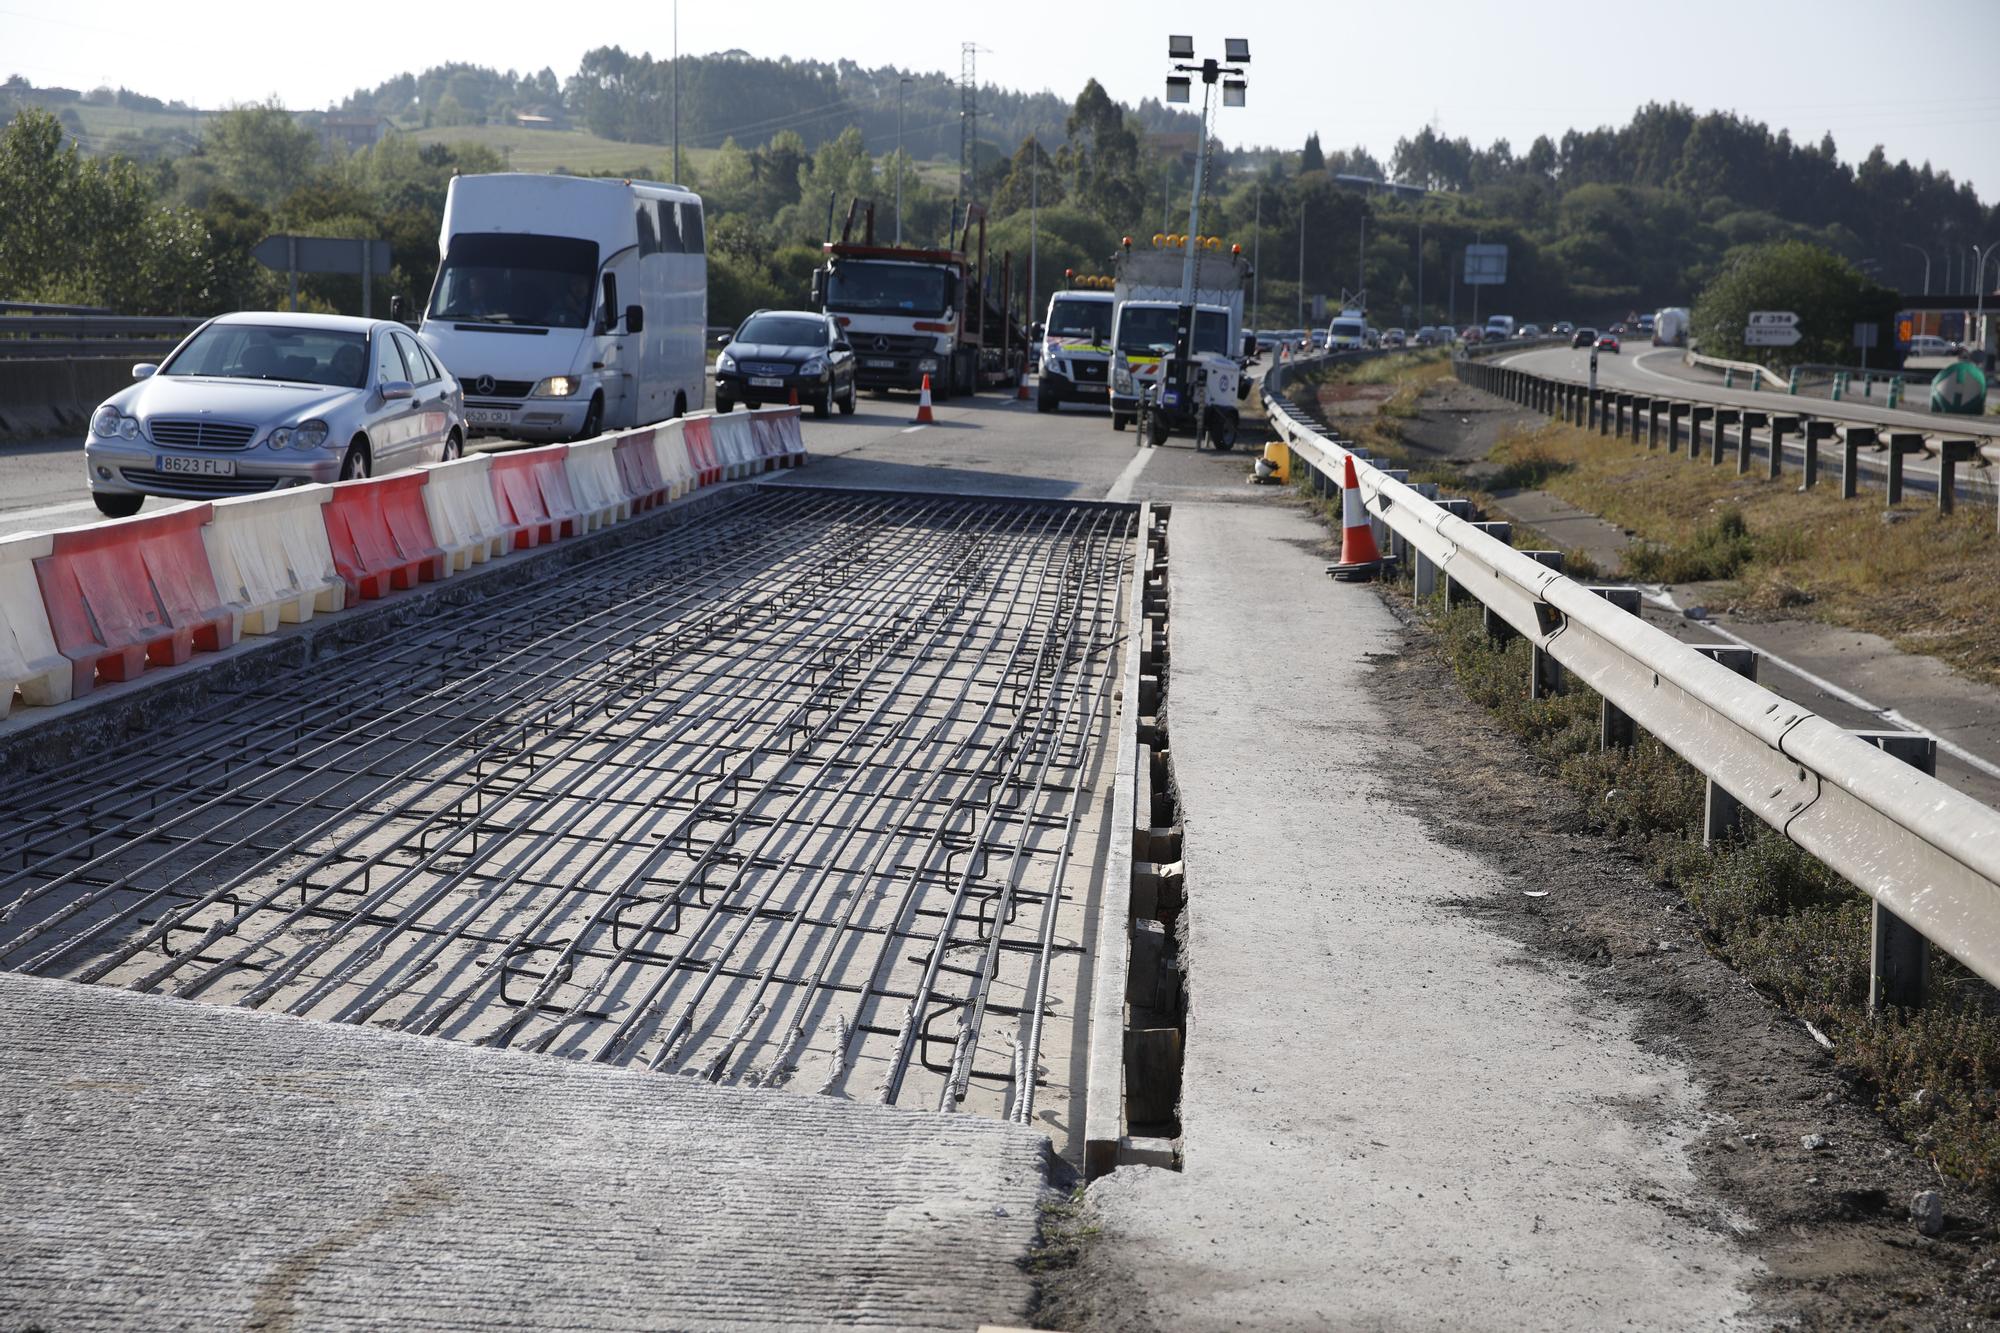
left=1083, top=499, right=1153, bottom=1181
left=0, top=532, right=72, bottom=718
left=418, top=453, right=510, bottom=569
left=0, top=481, right=752, bottom=777
left=201, top=488, right=345, bottom=637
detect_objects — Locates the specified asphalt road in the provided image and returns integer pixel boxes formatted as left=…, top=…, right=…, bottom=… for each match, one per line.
left=0, top=385, right=1260, bottom=541
left=1496, top=342, right=2000, bottom=443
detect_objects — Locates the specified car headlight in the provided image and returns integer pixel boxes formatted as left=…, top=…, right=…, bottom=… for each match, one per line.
left=92, top=405, right=139, bottom=439
left=716, top=351, right=736, bottom=373
left=530, top=375, right=579, bottom=398
left=800, top=357, right=827, bottom=377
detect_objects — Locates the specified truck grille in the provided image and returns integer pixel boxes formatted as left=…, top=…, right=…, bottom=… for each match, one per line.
left=1073, top=361, right=1108, bottom=383
left=849, top=332, right=937, bottom=357
left=147, top=419, right=258, bottom=450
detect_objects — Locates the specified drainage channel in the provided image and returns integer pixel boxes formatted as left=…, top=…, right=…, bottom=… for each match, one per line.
left=0, top=485, right=1139, bottom=1145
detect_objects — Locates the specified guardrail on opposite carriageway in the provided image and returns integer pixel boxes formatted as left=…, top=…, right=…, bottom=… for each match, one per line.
left=1261, top=350, right=2000, bottom=1008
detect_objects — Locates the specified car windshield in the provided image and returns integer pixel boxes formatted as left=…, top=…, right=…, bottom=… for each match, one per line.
left=737, top=315, right=826, bottom=346
left=1116, top=306, right=1180, bottom=356
left=826, top=260, right=951, bottom=315
left=428, top=232, right=599, bottom=329
left=161, top=323, right=369, bottom=388
left=1047, top=298, right=1112, bottom=342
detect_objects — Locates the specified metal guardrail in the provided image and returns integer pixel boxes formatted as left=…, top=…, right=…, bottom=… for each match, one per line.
left=0, top=314, right=203, bottom=362
left=1264, top=351, right=2000, bottom=1006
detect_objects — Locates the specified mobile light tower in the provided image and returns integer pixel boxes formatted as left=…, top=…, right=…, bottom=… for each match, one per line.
left=1164, top=35, right=1248, bottom=306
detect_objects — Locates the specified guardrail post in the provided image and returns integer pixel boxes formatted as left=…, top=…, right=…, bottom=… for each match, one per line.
left=1802, top=419, right=1834, bottom=489
left=1937, top=439, right=1976, bottom=516
left=1439, top=499, right=1473, bottom=607
left=1589, top=586, right=1643, bottom=745
left=1666, top=402, right=1686, bottom=454
left=1711, top=408, right=1738, bottom=465
left=1470, top=521, right=1516, bottom=641
left=1647, top=399, right=1663, bottom=449
left=1885, top=432, right=1924, bottom=505
left=1841, top=426, right=1874, bottom=500
left=1690, top=405, right=1714, bottom=461
left=1585, top=388, right=1599, bottom=432
left=1521, top=551, right=1566, bottom=698
left=1738, top=411, right=1765, bottom=474
left=1769, top=416, right=1798, bottom=480
left=1567, top=384, right=1582, bottom=426
left=1628, top=395, right=1647, bottom=444
left=1692, top=645, right=1759, bottom=843
left=1854, top=730, right=1938, bottom=1012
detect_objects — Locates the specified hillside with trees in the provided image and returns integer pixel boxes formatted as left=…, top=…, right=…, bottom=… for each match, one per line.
left=4, top=57, right=1993, bottom=353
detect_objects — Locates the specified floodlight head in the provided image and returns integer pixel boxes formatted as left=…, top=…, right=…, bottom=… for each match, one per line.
left=1224, top=37, right=1250, bottom=63
left=1166, top=75, right=1192, bottom=103
left=1168, top=34, right=1195, bottom=60
left=1222, top=79, right=1246, bottom=108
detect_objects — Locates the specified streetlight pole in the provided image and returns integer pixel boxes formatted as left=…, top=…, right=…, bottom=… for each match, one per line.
left=1028, top=132, right=1039, bottom=336
left=894, top=76, right=911, bottom=245
left=1297, top=200, right=1305, bottom=329
left=1416, top=212, right=1425, bottom=328
left=1251, top=183, right=1260, bottom=328
left=671, top=0, right=680, bottom=185
left=1899, top=241, right=1931, bottom=295
left=1974, top=241, right=1999, bottom=370
left=1163, top=36, right=1249, bottom=306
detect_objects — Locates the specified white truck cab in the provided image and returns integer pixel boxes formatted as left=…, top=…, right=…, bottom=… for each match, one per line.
left=1037, top=288, right=1116, bottom=413
left=419, top=173, right=707, bottom=443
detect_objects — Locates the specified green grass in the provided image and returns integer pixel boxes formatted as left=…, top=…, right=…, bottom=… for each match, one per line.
left=407, top=124, right=722, bottom=177
left=1416, top=595, right=2000, bottom=1194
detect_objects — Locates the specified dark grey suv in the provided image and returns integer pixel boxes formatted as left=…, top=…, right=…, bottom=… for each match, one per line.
left=714, top=310, right=857, bottom=417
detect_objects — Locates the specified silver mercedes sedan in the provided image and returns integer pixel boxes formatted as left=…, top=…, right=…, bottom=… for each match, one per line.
left=83, top=311, right=467, bottom=517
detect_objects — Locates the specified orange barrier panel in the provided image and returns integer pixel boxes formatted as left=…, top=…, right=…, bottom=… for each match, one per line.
left=614, top=429, right=668, bottom=510
left=683, top=416, right=722, bottom=488
left=32, top=503, right=235, bottom=695
left=322, top=471, right=448, bottom=602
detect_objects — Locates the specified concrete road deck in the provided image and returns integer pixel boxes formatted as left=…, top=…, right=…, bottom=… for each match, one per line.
left=1083, top=500, right=1761, bottom=1330
left=0, top=971, right=1052, bottom=1331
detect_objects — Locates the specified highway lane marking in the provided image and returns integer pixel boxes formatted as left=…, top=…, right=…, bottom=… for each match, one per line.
left=1106, top=444, right=1157, bottom=503
left=0, top=498, right=98, bottom=523
left=1645, top=586, right=2000, bottom=783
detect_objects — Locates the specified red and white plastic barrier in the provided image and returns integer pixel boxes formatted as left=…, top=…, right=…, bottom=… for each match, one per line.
left=203, top=488, right=345, bottom=635
left=0, top=533, right=72, bottom=717
left=0, top=408, right=815, bottom=719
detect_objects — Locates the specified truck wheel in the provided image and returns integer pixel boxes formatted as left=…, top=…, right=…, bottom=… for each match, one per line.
left=1208, top=408, right=1239, bottom=452
left=1036, top=384, right=1059, bottom=414
left=1146, top=411, right=1170, bottom=449
left=1111, top=412, right=1130, bottom=432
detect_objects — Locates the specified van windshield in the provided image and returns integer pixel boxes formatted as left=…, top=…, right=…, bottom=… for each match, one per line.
left=429, top=233, right=599, bottom=329
left=1330, top=320, right=1364, bottom=340
left=1116, top=306, right=1180, bottom=356
left=826, top=260, right=951, bottom=316
left=1047, top=297, right=1112, bottom=342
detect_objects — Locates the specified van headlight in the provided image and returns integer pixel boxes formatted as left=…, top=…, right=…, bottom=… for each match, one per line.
left=1112, top=364, right=1133, bottom=393
left=530, top=375, right=579, bottom=398
left=92, top=405, right=140, bottom=440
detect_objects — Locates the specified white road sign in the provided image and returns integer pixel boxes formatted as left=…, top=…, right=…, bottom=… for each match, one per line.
left=1746, top=310, right=1799, bottom=327
left=1743, top=326, right=1802, bottom=347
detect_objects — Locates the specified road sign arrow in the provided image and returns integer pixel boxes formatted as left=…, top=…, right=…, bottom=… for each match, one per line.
left=1743, top=326, right=1802, bottom=347
left=1931, top=362, right=1988, bottom=415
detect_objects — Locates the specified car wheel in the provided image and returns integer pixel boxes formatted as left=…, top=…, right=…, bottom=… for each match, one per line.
left=837, top=379, right=856, bottom=415
left=340, top=441, right=372, bottom=481
left=92, top=492, right=143, bottom=518
left=717, top=394, right=735, bottom=413
left=673, top=391, right=687, bottom=420
left=1111, top=412, right=1130, bottom=432
left=442, top=429, right=463, bottom=462
left=813, top=382, right=833, bottom=419
left=574, top=394, right=603, bottom=442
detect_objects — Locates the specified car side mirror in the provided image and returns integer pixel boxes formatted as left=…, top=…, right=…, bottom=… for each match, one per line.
left=380, top=380, right=415, bottom=401
left=132, top=363, right=157, bottom=380
left=833, top=340, right=851, bottom=354
left=625, top=303, right=644, bottom=333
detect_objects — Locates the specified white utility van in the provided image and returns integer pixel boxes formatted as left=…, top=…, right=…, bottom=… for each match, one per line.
left=420, top=173, right=707, bottom=442
left=1484, top=314, right=1517, bottom=342
left=1326, top=314, right=1367, bottom=350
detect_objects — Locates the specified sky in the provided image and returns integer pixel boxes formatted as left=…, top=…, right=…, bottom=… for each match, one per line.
left=5, top=0, right=1998, bottom=203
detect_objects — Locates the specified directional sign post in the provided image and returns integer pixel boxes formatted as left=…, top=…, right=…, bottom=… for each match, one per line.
left=251, top=235, right=394, bottom=317
left=1743, top=311, right=1801, bottom=350
left=1930, top=361, right=1988, bottom=416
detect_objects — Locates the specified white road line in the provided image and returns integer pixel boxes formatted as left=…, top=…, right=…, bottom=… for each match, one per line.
left=899, top=424, right=929, bottom=435
left=0, top=498, right=97, bottom=524
left=1644, top=585, right=2000, bottom=782
left=1106, top=444, right=1156, bottom=503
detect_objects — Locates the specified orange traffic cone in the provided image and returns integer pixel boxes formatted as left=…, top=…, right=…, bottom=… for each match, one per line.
left=1326, top=454, right=1382, bottom=582
left=1016, top=366, right=1031, bottom=400
left=915, top=374, right=935, bottom=424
